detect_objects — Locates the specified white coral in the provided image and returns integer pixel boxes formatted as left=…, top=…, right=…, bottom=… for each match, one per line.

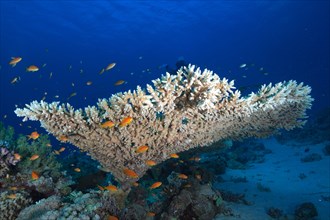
left=14, top=64, right=313, bottom=186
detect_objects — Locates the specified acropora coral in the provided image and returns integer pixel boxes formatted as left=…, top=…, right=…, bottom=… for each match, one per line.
left=14, top=64, right=313, bottom=187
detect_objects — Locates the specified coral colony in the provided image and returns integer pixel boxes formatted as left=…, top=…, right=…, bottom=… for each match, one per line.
left=15, top=64, right=313, bottom=189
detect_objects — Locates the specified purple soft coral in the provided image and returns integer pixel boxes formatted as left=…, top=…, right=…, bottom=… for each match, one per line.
left=1, top=147, right=20, bottom=166
left=1, top=147, right=9, bottom=156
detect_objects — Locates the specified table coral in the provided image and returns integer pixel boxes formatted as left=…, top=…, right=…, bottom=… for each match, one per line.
left=14, top=64, right=313, bottom=187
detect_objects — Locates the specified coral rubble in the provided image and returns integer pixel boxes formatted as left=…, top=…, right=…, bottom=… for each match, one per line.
left=14, top=64, right=313, bottom=186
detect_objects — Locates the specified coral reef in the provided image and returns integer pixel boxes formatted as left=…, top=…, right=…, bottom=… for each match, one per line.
left=294, top=202, right=318, bottom=220
left=94, top=191, right=121, bottom=219
left=0, top=144, right=21, bottom=178
left=16, top=195, right=61, bottom=220
left=323, top=144, right=330, bottom=156
left=0, top=191, right=32, bottom=220
left=218, top=189, right=251, bottom=205
left=17, top=191, right=103, bottom=220
left=15, top=134, right=62, bottom=180
left=14, top=64, right=313, bottom=186
left=159, top=183, right=225, bottom=219
left=266, top=207, right=284, bottom=219
left=300, top=153, right=322, bottom=163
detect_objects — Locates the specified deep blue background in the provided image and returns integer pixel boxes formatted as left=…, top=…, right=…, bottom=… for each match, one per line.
left=0, top=0, right=329, bottom=135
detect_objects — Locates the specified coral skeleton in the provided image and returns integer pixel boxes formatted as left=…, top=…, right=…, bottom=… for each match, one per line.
left=14, top=65, right=313, bottom=187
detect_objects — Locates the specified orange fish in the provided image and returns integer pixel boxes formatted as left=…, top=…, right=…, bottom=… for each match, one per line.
left=74, top=168, right=81, bottom=172
left=31, top=171, right=39, bottom=180
left=59, top=147, right=65, bottom=152
left=8, top=186, right=19, bottom=191
left=145, top=160, right=156, bottom=166
left=170, top=153, right=179, bottom=159
left=107, top=215, right=118, bottom=220
left=53, top=150, right=60, bottom=155
left=178, top=174, right=188, bottom=179
left=195, top=174, right=202, bottom=180
left=189, top=156, right=201, bottom=162
left=132, top=182, right=139, bottom=187
left=105, top=62, right=116, bottom=71
left=114, top=80, right=125, bottom=86
left=9, top=57, right=22, bottom=67
left=119, top=116, right=133, bottom=127
left=28, top=131, right=40, bottom=140
left=29, top=154, right=39, bottom=161
left=150, top=181, right=162, bottom=189
left=26, top=65, right=39, bottom=72
left=46, top=143, right=52, bottom=147
left=135, top=145, right=148, bottom=153
left=101, top=121, right=115, bottom=128
left=14, top=153, right=21, bottom=160
left=99, top=68, right=105, bottom=75
left=59, top=135, right=68, bottom=142
left=97, top=185, right=104, bottom=191
left=104, top=185, right=118, bottom=192
left=6, top=194, right=17, bottom=199
left=193, top=157, right=201, bottom=162
left=67, top=92, right=77, bottom=100
left=147, top=212, right=156, bottom=217
left=123, top=168, right=138, bottom=178
left=11, top=76, right=20, bottom=84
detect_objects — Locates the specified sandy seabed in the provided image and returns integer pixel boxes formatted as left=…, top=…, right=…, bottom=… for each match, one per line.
left=214, top=138, right=330, bottom=220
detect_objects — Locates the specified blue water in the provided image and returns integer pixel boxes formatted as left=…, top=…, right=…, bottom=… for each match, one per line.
left=1, top=1, right=329, bottom=135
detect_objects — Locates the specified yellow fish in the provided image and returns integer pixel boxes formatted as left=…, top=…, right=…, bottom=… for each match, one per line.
left=101, top=121, right=115, bottom=128
left=86, top=81, right=93, bottom=86
left=105, top=62, right=116, bottom=71
left=59, top=147, right=65, bottom=152
left=135, top=145, right=148, bottom=153
left=74, top=168, right=81, bottom=172
left=9, top=57, right=22, bottom=67
left=119, top=116, right=133, bottom=127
